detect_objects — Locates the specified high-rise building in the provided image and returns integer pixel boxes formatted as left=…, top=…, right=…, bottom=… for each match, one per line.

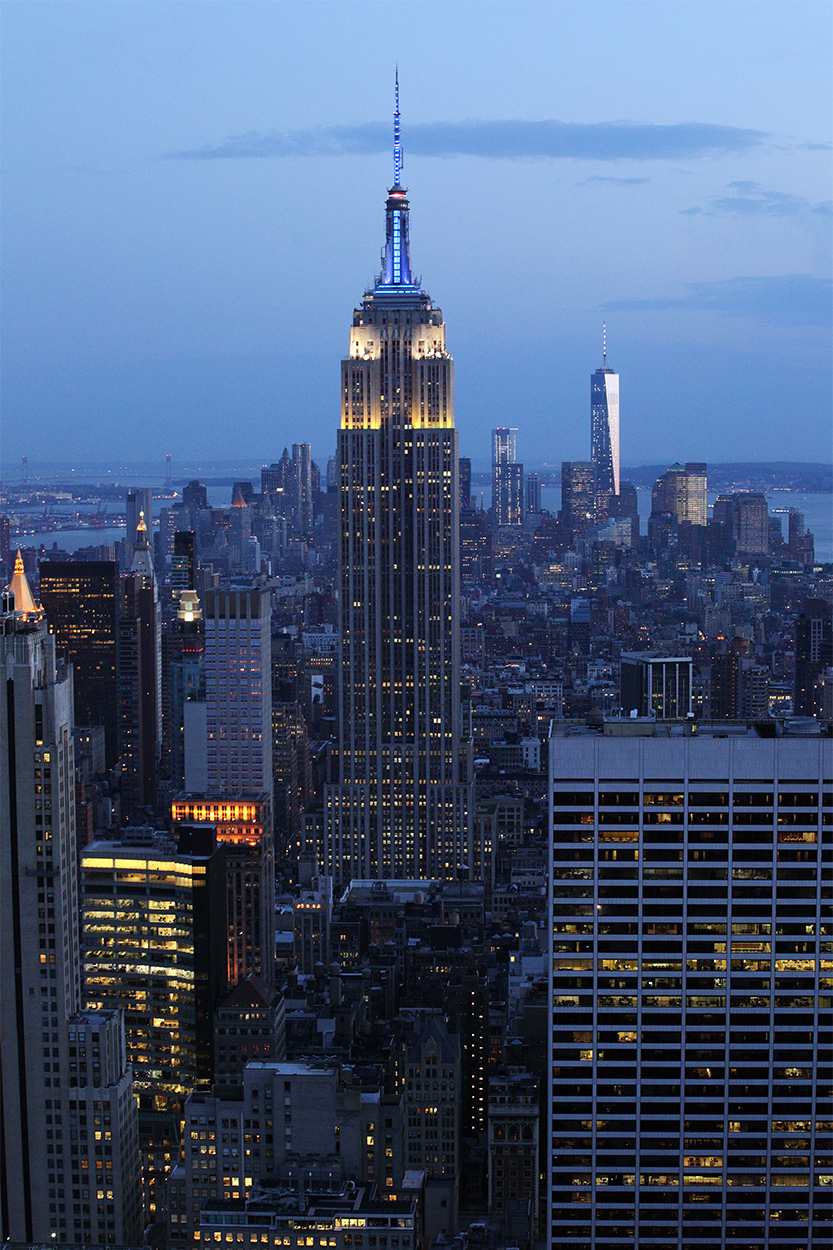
left=683, top=461, right=707, bottom=526
left=118, top=515, right=162, bottom=813
left=607, top=480, right=640, bottom=548
left=0, top=586, right=141, bottom=1245
left=262, top=452, right=293, bottom=520
left=492, top=428, right=523, bottom=526
left=183, top=479, right=208, bottom=511
left=204, top=588, right=273, bottom=804
left=39, top=559, right=121, bottom=767
left=794, top=598, right=833, bottom=717
left=560, top=462, right=595, bottom=540
left=0, top=515, right=11, bottom=572
left=171, top=529, right=197, bottom=596
left=459, top=456, right=473, bottom=512
left=325, top=82, right=473, bottom=882
left=82, top=828, right=227, bottom=1108
left=126, top=487, right=153, bottom=556
left=735, top=490, right=769, bottom=557
left=548, top=721, right=831, bottom=1248
left=526, top=470, right=541, bottom=515
left=292, top=442, right=314, bottom=539
left=164, top=590, right=205, bottom=793
left=171, top=794, right=275, bottom=989
left=590, top=330, right=619, bottom=511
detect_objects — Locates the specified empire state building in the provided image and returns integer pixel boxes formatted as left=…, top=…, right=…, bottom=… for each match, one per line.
left=326, top=82, right=474, bottom=883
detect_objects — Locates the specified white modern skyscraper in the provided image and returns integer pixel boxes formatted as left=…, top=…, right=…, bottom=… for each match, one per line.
left=326, top=80, right=473, bottom=883
left=204, top=588, right=273, bottom=803
left=0, top=583, right=141, bottom=1245
left=591, top=326, right=620, bottom=505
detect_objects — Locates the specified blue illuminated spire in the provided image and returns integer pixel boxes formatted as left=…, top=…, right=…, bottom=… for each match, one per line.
left=377, top=71, right=415, bottom=289
left=393, top=67, right=403, bottom=188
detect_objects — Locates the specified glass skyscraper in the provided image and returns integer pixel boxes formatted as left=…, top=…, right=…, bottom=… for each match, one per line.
left=591, top=332, right=620, bottom=511
left=326, top=81, right=473, bottom=883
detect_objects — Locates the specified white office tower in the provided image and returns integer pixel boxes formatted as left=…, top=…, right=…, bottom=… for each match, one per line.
left=591, top=326, right=620, bottom=508
left=548, top=719, right=831, bottom=1248
left=0, top=587, right=141, bottom=1245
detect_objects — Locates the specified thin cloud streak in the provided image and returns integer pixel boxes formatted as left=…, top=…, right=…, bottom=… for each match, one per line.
left=164, top=118, right=768, bottom=162
left=580, top=175, right=650, bottom=186
left=608, top=274, right=832, bottom=328
left=682, top=181, right=833, bottom=217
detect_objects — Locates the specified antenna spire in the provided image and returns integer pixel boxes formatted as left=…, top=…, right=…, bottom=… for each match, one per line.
left=393, top=67, right=402, bottom=187
left=603, top=320, right=607, bottom=369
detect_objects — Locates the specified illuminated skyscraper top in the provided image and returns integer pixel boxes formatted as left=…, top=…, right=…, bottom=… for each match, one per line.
left=328, top=79, right=474, bottom=883
left=376, top=69, right=419, bottom=294
left=591, top=323, right=620, bottom=502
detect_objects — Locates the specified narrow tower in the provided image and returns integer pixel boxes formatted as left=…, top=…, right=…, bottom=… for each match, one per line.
left=326, top=79, right=474, bottom=883
left=591, top=323, right=620, bottom=515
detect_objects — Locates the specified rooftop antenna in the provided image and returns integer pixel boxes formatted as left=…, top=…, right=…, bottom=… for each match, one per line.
left=393, top=67, right=402, bottom=187
left=603, top=321, right=607, bottom=370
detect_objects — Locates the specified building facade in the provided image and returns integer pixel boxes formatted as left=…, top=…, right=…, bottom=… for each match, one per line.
left=326, top=86, right=473, bottom=882
left=493, top=429, right=523, bottom=527
left=0, top=589, right=141, bottom=1245
left=548, top=722, right=831, bottom=1248
left=39, top=559, right=121, bottom=768
left=590, top=345, right=619, bottom=511
left=82, top=831, right=227, bottom=1109
left=561, top=462, right=596, bottom=540
left=204, top=588, right=273, bottom=804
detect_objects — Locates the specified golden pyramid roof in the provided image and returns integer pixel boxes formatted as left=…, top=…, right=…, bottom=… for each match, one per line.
left=7, top=550, right=39, bottom=617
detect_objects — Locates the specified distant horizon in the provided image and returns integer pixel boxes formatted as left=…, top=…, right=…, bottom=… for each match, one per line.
left=2, top=456, right=830, bottom=481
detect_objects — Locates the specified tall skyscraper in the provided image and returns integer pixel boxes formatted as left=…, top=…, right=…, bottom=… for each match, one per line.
left=684, top=461, right=707, bottom=526
left=459, top=456, right=473, bottom=512
left=548, top=722, right=831, bottom=1248
left=118, top=514, right=162, bottom=813
left=326, top=80, right=473, bottom=882
left=590, top=326, right=619, bottom=511
left=525, top=470, right=541, bottom=515
left=492, top=427, right=523, bottom=526
left=204, top=588, right=273, bottom=804
left=652, top=462, right=708, bottom=528
left=794, top=598, right=833, bottom=717
left=0, top=586, right=141, bottom=1245
left=39, top=559, right=120, bottom=767
left=83, top=828, right=227, bottom=1107
left=560, top=461, right=596, bottom=540
left=292, top=442, right=314, bottom=539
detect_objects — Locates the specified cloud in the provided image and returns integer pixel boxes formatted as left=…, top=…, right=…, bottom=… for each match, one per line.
left=607, top=274, right=833, bottom=328
left=682, top=180, right=832, bottom=217
left=580, top=175, right=649, bottom=186
left=163, top=118, right=767, bottom=163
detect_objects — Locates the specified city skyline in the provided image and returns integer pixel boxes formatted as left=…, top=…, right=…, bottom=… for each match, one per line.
left=2, top=1, right=830, bottom=466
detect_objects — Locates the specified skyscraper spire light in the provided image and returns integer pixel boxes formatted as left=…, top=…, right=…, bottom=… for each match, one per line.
left=378, top=70, right=415, bottom=290
left=393, top=67, right=402, bottom=188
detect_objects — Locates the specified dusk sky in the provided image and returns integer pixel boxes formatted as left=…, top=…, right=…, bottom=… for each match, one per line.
left=2, top=0, right=831, bottom=472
